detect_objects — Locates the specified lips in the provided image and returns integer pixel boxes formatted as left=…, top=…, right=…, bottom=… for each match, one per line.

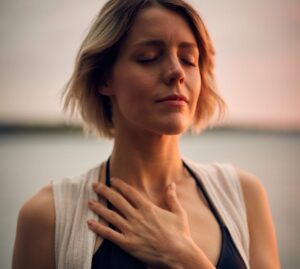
left=156, top=94, right=188, bottom=103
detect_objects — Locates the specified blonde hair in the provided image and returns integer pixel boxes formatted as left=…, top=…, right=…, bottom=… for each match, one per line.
left=62, top=0, right=227, bottom=138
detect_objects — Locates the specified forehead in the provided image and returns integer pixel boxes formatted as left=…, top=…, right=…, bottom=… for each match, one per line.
left=121, top=6, right=197, bottom=49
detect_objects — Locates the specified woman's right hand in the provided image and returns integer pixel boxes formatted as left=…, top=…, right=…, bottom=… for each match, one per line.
left=88, top=178, right=213, bottom=269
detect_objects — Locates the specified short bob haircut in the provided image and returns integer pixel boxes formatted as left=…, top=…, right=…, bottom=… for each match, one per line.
left=62, top=0, right=227, bottom=138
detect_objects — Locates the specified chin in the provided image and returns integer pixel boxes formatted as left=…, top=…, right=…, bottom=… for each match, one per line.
left=129, top=115, right=191, bottom=136
left=154, top=121, right=189, bottom=135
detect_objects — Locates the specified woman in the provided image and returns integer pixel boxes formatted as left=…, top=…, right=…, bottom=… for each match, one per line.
left=12, top=0, right=281, bottom=268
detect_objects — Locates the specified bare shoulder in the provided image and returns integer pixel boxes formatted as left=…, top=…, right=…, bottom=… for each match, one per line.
left=12, top=184, right=55, bottom=269
left=234, top=166, right=281, bottom=269
left=19, top=184, right=54, bottom=224
left=234, top=166, right=266, bottom=207
left=234, top=165, right=271, bottom=232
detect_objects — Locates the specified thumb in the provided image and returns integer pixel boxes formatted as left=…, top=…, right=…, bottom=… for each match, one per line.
left=165, top=182, right=184, bottom=215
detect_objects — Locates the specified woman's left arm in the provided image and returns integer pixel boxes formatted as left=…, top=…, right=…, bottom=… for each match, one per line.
left=236, top=166, right=281, bottom=269
left=87, top=179, right=215, bottom=269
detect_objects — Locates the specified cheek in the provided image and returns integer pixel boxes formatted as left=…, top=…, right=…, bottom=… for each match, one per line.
left=188, top=70, right=201, bottom=103
left=116, top=66, right=155, bottom=97
left=113, top=70, right=155, bottom=111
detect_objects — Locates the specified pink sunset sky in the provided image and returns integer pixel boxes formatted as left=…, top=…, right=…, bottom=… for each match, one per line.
left=0, top=0, right=299, bottom=130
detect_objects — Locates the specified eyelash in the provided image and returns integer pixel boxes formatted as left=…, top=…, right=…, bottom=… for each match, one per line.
left=182, top=59, right=196, bottom=66
left=137, top=57, right=196, bottom=66
left=137, top=58, right=157, bottom=64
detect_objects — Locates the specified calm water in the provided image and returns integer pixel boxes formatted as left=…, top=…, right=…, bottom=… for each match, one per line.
left=1, top=129, right=299, bottom=269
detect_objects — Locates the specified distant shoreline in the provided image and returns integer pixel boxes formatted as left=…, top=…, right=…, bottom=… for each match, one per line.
left=0, top=123, right=299, bottom=136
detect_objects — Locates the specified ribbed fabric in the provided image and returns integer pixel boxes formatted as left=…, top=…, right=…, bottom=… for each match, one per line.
left=52, top=165, right=100, bottom=269
left=52, top=158, right=250, bottom=269
left=185, top=159, right=250, bottom=269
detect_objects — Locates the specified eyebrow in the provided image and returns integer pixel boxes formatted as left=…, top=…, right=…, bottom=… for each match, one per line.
left=133, top=39, right=198, bottom=49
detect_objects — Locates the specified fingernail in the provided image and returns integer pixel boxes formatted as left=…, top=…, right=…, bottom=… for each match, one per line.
left=87, top=219, right=94, bottom=226
left=169, top=182, right=176, bottom=191
left=93, top=183, right=104, bottom=191
left=88, top=200, right=96, bottom=206
left=111, top=177, right=117, bottom=182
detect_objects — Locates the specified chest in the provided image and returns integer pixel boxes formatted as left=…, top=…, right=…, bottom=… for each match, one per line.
left=94, top=172, right=223, bottom=267
left=148, top=179, right=222, bottom=268
left=177, top=180, right=223, bottom=267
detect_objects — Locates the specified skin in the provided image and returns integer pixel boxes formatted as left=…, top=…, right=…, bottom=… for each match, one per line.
left=12, top=6, right=281, bottom=269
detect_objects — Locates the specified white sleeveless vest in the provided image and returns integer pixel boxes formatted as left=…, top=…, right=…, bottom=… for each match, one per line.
left=52, top=158, right=250, bottom=269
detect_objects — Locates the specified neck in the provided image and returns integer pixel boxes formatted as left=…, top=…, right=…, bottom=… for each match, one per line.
left=109, top=129, right=187, bottom=198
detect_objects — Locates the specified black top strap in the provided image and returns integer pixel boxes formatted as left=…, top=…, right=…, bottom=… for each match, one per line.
left=183, top=160, right=226, bottom=227
left=105, top=157, right=113, bottom=211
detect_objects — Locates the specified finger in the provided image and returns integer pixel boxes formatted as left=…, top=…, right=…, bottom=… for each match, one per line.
left=110, top=178, right=149, bottom=209
left=87, top=219, right=127, bottom=247
left=165, top=182, right=185, bottom=215
left=93, top=183, right=136, bottom=218
left=88, top=200, right=129, bottom=231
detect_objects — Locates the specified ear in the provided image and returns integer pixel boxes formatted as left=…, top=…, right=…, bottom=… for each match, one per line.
left=98, top=81, right=113, bottom=96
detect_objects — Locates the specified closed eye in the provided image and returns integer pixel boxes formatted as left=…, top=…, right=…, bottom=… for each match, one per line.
left=136, top=56, right=159, bottom=64
left=181, top=58, right=197, bottom=67
left=137, top=58, right=156, bottom=64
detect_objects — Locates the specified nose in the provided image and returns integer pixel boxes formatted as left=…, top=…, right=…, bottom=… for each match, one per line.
left=163, top=56, right=185, bottom=86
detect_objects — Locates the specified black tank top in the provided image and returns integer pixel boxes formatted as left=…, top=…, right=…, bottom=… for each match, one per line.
left=91, top=159, right=247, bottom=269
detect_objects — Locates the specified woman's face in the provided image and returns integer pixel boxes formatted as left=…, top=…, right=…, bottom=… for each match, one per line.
left=105, top=6, right=201, bottom=136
